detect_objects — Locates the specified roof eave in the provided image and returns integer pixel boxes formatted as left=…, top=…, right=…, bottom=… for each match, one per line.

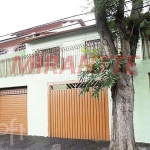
left=21, top=24, right=96, bottom=43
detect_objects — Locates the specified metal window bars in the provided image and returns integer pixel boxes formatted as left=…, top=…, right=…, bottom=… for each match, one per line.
left=0, top=41, right=103, bottom=78
left=85, top=39, right=107, bottom=56
left=0, top=44, right=26, bottom=55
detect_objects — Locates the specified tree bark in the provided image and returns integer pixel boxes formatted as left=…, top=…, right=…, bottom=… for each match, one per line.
left=93, top=1, right=140, bottom=149
left=109, top=73, right=138, bottom=150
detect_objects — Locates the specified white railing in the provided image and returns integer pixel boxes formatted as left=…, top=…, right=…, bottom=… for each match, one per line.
left=0, top=42, right=103, bottom=77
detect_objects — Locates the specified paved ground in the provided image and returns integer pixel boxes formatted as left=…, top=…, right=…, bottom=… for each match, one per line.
left=0, top=134, right=150, bottom=150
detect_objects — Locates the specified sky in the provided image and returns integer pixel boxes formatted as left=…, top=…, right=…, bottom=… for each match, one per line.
left=0, top=0, right=94, bottom=37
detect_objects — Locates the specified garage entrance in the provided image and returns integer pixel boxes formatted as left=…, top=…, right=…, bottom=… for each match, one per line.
left=0, top=86, right=28, bottom=135
left=48, top=82, right=109, bottom=141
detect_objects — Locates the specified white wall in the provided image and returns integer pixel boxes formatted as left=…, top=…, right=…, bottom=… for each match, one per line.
left=0, top=27, right=100, bottom=137
left=26, top=27, right=99, bottom=54
left=0, top=26, right=112, bottom=137
left=0, top=72, right=78, bottom=136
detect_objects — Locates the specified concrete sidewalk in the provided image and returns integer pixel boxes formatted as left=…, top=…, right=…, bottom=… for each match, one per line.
left=0, top=134, right=150, bottom=150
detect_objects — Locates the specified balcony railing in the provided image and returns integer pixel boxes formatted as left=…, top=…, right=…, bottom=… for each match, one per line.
left=0, top=44, right=85, bottom=77
left=0, top=40, right=104, bottom=78
left=0, top=44, right=26, bottom=55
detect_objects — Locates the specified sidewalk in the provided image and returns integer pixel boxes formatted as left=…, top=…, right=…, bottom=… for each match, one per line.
left=0, top=134, right=150, bottom=150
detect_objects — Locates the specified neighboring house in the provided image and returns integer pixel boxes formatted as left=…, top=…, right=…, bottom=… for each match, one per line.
left=0, top=19, right=149, bottom=143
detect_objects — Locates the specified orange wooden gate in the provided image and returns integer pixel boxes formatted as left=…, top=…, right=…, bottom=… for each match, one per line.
left=48, top=83, right=109, bottom=141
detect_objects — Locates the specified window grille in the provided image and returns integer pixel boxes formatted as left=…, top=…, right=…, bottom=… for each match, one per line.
left=0, top=86, right=27, bottom=95
left=85, top=39, right=107, bottom=56
left=14, top=44, right=26, bottom=52
left=35, top=47, right=60, bottom=68
left=49, top=81, right=100, bottom=91
left=0, top=48, right=7, bottom=55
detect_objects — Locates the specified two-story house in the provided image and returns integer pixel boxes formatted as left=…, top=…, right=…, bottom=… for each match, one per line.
left=0, top=18, right=149, bottom=143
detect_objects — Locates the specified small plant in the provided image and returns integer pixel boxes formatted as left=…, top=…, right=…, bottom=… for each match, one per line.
left=78, top=47, right=117, bottom=99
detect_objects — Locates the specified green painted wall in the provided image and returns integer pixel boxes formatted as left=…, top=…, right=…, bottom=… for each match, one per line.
left=108, top=59, right=150, bottom=143
left=134, top=59, right=150, bottom=143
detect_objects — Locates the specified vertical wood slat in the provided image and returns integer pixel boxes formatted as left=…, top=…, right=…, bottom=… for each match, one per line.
left=96, top=95, right=100, bottom=140
left=93, top=96, right=97, bottom=140
left=79, top=89, right=82, bottom=139
left=61, top=90, right=64, bottom=138
left=59, top=90, right=62, bottom=138
left=105, top=88, right=110, bottom=140
left=87, top=90, right=91, bottom=139
left=51, top=91, right=54, bottom=137
left=74, top=89, right=77, bottom=139
left=55, top=89, right=59, bottom=137
left=49, top=86, right=110, bottom=141
left=102, top=90, right=105, bottom=140
left=85, top=92, right=89, bottom=139
left=91, top=91, right=94, bottom=140
left=64, top=89, right=67, bottom=138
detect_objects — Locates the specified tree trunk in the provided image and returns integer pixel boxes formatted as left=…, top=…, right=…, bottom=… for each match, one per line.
left=109, top=73, right=138, bottom=150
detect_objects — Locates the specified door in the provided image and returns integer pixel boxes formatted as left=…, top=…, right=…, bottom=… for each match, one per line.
left=0, top=87, right=28, bottom=135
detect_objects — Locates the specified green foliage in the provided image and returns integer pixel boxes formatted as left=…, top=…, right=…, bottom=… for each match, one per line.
left=140, top=20, right=150, bottom=35
left=78, top=48, right=117, bottom=99
left=93, top=0, right=150, bottom=39
left=79, top=0, right=150, bottom=99
left=81, top=46, right=103, bottom=58
left=93, top=0, right=119, bottom=18
left=108, top=20, right=118, bottom=37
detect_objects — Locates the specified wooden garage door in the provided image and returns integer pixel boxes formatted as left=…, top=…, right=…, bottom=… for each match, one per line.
left=0, top=87, right=28, bottom=135
left=48, top=82, right=110, bottom=141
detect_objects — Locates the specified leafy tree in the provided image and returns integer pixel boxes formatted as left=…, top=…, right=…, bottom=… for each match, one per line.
left=79, top=0, right=150, bottom=149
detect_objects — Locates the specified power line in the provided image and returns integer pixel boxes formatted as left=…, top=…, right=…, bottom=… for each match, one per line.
left=0, top=3, right=149, bottom=39
left=40, top=19, right=95, bottom=34
left=0, top=12, right=91, bottom=38
left=0, top=19, right=96, bottom=43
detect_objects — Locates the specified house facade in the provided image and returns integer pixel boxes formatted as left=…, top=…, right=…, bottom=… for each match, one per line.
left=0, top=20, right=149, bottom=143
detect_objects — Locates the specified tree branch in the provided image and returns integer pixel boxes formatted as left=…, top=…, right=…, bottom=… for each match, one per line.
left=115, top=0, right=126, bottom=32
left=131, top=0, right=143, bottom=18
left=129, top=0, right=144, bottom=56
left=93, top=0, right=117, bottom=56
left=138, top=12, right=150, bottom=24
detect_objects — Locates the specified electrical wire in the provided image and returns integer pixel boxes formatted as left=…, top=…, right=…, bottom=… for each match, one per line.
left=0, top=2, right=149, bottom=39
left=0, top=12, right=91, bottom=38
left=0, top=19, right=96, bottom=43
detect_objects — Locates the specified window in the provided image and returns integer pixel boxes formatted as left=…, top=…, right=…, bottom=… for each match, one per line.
left=35, top=47, right=60, bottom=68
left=142, top=35, right=150, bottom=59
left=0, top=44, right=26, bottom=55
left=0, top=48, right=7, bottom=55
left=14, top=44, right=26, bottom=52
left=85, top=39, right=106, bottom=56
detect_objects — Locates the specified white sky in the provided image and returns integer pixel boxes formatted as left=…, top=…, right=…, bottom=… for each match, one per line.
left=0, top=0, right=149, bottom=37
left=0, top=0, right=94, bottom=36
